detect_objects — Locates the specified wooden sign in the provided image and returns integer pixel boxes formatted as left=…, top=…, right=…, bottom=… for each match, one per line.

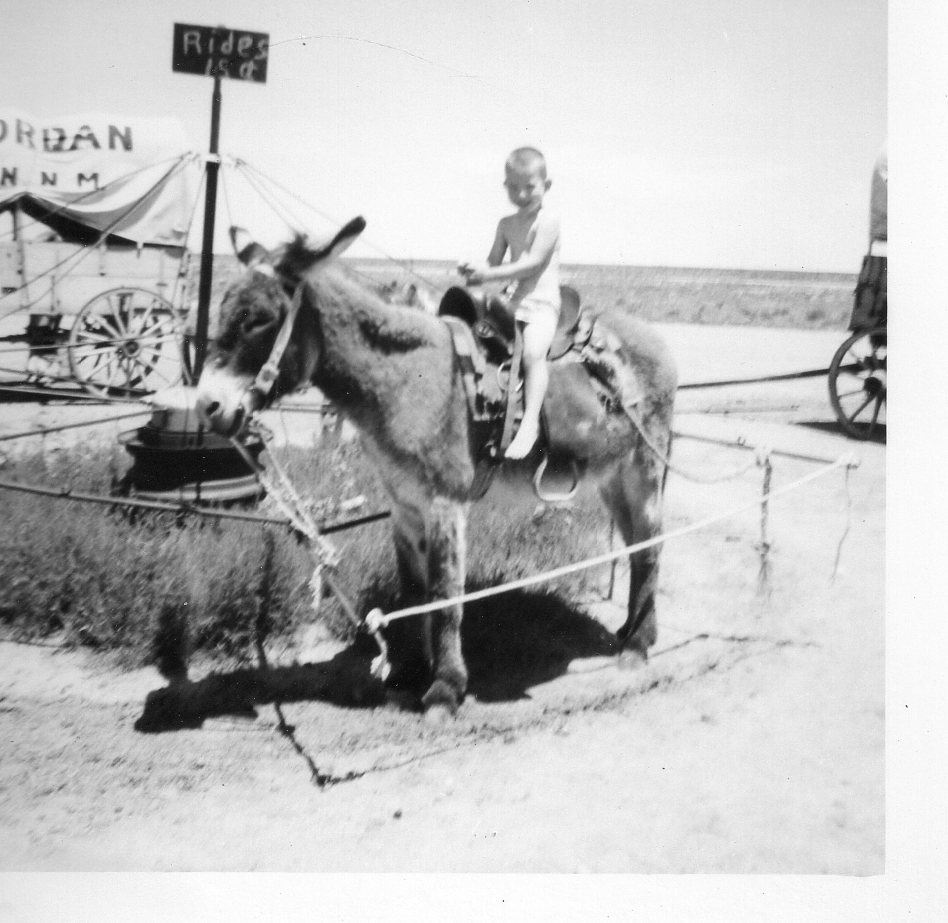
left=172, top=23, right=269, bottom=83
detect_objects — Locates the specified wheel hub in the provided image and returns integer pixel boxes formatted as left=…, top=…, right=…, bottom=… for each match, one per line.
left=864, top=371, right=886, bottom=398
left=117, top=340, right=141, bottom=360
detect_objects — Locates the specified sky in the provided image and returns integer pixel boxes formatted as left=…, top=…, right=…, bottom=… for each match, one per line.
left=5, top=0, right=887, bottom=270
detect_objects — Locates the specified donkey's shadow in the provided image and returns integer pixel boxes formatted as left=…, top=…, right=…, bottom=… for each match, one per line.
left=135, top=588, right=617, bottom=733
left=462, top=588, right=618, bottom=702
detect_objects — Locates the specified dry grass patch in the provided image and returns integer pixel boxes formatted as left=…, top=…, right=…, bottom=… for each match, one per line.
left=1, top=439, right=614, bottom=674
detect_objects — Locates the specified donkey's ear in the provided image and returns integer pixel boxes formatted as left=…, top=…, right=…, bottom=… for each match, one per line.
left=301, top=215, right=365, bottom=272
left=314, top=216, right=366, bottom=262
left=230, top=226, right=270, bottom=268
left=279, top=217, right=367, bottom=279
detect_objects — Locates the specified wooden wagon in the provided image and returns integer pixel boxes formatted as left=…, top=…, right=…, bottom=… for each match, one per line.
left=0, top=113, right=198, bottom=396
left=827, top=146, right=887, bottom=441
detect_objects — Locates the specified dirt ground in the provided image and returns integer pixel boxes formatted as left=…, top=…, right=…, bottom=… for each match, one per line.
left=0, top=324, right=887, bottom=880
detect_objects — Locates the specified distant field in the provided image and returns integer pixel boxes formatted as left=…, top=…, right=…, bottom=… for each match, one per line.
left=208, top=256, right=856, bottom=331
left=346, top=259, right=857, bottom=330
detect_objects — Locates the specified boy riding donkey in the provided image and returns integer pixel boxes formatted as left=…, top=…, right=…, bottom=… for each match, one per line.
left=458, top=146, right=562, bottom=459
left=458, top=146, right=637, bottom=462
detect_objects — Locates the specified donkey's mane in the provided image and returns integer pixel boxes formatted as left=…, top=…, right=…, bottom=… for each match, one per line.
left=355, top=313, right=433, bottom=354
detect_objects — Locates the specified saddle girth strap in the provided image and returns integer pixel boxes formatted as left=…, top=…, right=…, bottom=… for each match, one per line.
left=441, top=314, right=499, bottom=502
left=441, top=315, right=485, bottom=421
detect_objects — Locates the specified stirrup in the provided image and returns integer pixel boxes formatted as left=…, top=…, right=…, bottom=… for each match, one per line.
left=532, top=455, right=581, bottom=503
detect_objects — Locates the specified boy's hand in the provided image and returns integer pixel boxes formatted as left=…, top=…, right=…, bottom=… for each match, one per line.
left=457, top=262, right=485, bottom=285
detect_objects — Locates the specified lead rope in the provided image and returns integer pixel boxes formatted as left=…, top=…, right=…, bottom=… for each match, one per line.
left=229, top=423, right=392, bottom=680
left=225, top=276, right=392, bottom=678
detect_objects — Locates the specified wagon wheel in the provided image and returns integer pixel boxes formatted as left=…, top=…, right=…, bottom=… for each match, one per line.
left=67, top=287, right=191, bottom=398
left=828, top=325, right=886, bottom=440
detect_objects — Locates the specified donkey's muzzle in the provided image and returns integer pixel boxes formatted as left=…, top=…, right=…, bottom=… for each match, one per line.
left=196, top=377, right=252, bottom=439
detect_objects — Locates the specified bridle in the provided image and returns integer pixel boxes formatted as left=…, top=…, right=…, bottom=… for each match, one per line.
left=247, top=277, right=307, bottom=406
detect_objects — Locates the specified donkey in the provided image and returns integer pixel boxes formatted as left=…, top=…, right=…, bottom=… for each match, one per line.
left=196, top=218, right=677, bottom=717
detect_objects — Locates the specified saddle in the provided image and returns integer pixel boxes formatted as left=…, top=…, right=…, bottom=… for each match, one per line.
left=438, top=285, right=641, bottom=500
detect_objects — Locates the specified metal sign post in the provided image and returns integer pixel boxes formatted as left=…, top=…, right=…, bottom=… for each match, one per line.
left=172, top=22, right=269, bottom=378
left=116, top=24, right=272, bottom=505
left=194, top=73, right=222, bottom=378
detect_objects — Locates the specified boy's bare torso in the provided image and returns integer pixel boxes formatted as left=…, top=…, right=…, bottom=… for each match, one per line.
left=499, top=208, right=560, bottom=306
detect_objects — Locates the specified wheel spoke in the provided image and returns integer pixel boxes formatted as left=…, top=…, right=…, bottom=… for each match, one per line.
left=70, top=327, right=114, bottom=346
left=828, top=326, right=886, bottom=440
left=73, top=347, right=108, bottom=373
left=128, top=357, right=155, bottom=384
left=92, top=313, right=124, bottom=341
left=105, top=295, right=130, bottom=335
left=843, top=347, right=863, bottom=368
left=866, top=396, right=883, bottom=436
left=109, top=355, right=132, bottom=390
left=81, top=353, right=114, bottom=388
left=846, top=393, right=875, bottom=426
left=836, top=361, right=864, bottom=375
left=134, top=298, right=159, bottom=334
left=152, top=313, right=179, bottom=337
left=69, top=289, right=183, bottom=396
left=144, top=364, right=175, bottom=388
left=836, top=384, right=869, bottom=401
left=99, top=353, right=119, bottom=385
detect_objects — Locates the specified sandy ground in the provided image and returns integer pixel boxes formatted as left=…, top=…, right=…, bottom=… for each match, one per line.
left=0, top=323, right=890, bottom=882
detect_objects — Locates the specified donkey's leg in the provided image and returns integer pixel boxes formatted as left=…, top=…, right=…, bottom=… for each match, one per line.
left=599, top=448, right=666, bottom=656
left=420, top=496, right=469, bottom=716
left=388, top=506, right=435, bottom=692
left=154, top=600, right=190, bottom=686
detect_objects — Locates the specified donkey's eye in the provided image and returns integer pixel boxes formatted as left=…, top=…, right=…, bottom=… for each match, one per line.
left=242, top=312, right=273, bottom=334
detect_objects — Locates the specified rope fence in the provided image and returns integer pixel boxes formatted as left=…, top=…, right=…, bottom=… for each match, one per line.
left=365, top=453, right=857, bottom=631
left=0, top=364, right=158, bottom=397
left=671, top=428, right=856, bottom=467
left=0, top=383, right=147, bottom=403
left=677, top=367, right=830, bottom=390
left=0, top=409, right=150, bottom=442
left=0, top=474, right=391, bottom=535
left=0, top=330, right=183, bottom=357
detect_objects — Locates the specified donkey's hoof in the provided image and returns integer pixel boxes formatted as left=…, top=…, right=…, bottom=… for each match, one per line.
left=423, top=703, right=454, bottom=725
left=421, top=678, right=462, bottom=719
left=384, top=688, right=421, bottom=712
left=617, top=646, right=648, bottom=671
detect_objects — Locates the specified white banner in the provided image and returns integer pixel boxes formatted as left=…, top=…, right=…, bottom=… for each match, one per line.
left=0, top=110, right=197, bottom=247
left=0, top=110, right=190, bottom=195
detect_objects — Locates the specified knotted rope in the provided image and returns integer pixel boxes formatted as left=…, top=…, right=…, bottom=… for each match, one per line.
left=229, top=421, right=392, bottom=679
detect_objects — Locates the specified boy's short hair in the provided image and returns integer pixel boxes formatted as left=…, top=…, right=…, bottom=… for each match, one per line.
left=506, top=147, right=547, bottom=178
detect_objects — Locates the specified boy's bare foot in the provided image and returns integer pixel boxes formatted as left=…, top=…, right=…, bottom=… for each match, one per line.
left=505, top=423, right=539, bottom=459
